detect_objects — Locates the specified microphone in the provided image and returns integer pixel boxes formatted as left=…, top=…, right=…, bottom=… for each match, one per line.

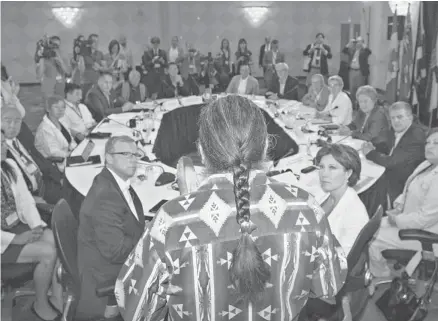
left=101, top=117, right=151, bottom=146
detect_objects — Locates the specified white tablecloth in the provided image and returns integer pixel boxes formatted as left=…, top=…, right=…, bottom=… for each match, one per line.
left=65, top=96, right=385, bottom=215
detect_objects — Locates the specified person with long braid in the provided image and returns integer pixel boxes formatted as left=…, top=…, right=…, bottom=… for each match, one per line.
left=115, top=95, right=347, bottom=321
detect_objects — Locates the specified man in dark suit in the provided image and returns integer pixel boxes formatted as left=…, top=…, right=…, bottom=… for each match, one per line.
left=141, top=37, right=168, bottom=97
left=266, top=62, right=299, bottom=100
left=85, top=71, right=133, bottom=122
left=342, top=37, right=372, bottom=100
left=363, top=102, right=426, bottom=204
left=303, top=33, right=332, bottom=86
left=76, top=135, right=148, bottom=320
left=259, top=36, right=271, bottom=75
left=2, top=106, right=63, bottom=205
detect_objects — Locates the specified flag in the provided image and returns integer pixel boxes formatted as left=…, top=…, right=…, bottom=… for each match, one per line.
left=398, top=5, right=413, bottom=102
left=385, top=7, right=400, bottom=103
left=411, top=2, right=427, bottom=108
left=428, top=30, right=438, bottom=116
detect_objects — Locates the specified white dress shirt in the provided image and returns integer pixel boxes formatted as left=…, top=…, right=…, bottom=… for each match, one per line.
left=324, top=91, right=353, bottom=126
left=1, top=159, right=46, bottom=253
left=237, top=77, right=248, bottom=95
left=63, top=100, right=96, bottom=136
left=168, top=47, right=179, bottom=63
left=279, top=82, right=286, bottom=96
left=327, top=187, right=369, bottom=254
left=390, top=125, right=411, bottom=155
left=107, top=168, right=139, bottom=221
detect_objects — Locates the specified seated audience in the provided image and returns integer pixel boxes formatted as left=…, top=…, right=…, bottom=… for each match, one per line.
left=115, top=95, right=347, bottom=321
left=266, top=62, right=299, bottom=100
left=85, top=71, right=133, bottom=122
left=315, top=144, right=369, bottom=254
left=34, top=96, right=77, bottom=172
left=1, top=64, right=26, bottom=117
left=317, top=75, right=352, bottom=126
left=1, top=130, right=63, bottom=321
left=2, top=107, right=63, bottom=204
left=363, top=102, right=426, bottom=203
left=340, top=85, right=390, bottom=151
left=63, top=83, right=96, bottom=143
left=263, top=39, right=285, bottom=89
left=76, top=136, right=147, bottom=320
left=301, top=73, right=330, bottom=111
left=226, top=62, right=259, bottom=95
left=121, top=69, right=147, bottom=103
left=159, top=62, right=190, bottom=98
left=369, top=129, right=438, bottom=277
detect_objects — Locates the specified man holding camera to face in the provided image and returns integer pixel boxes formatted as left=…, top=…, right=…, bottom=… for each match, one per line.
left=303, top=33, right=332, bottom=87
left=35, top=35, right=70, bottom=99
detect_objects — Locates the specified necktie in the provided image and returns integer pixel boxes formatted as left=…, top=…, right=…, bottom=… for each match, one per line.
left=12, top=140, right=33, bottom=164
left=129, top=186, right=146, bottom=224
left=12, top=140, right=43, bottom=191
left=1, top=173, right=19, bottom=230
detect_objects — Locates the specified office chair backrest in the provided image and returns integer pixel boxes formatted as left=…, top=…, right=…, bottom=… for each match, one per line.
left=51, top=199, right=80, bottom=288
left=347, top=205, right=383, bottom=270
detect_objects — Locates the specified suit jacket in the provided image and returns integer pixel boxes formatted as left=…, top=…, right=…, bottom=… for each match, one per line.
left=141, top=48, right=168, bottom=73
left=85, top=85, right=124, bottom=122
left=259, top=43, right=270, bottom=66
left=366, top=123, right=426, bottom=202
left=262, top=50, right=285, bottom=68
left=158, top=74, right=190, bottom=99
left=342, top=47, right=372, bottom=77
left=348, top=105, right=391, bottom=151
left=226, top=75, right=259, bottom=95
left=76, top=167, right=146, bottom=320
left=268, top=75, right=299, bottom=100
left=301, top=85, right=330, bottom=111
left=34, top=115, right=77, bottom=172
left=303, top=44, right=332, bottom=76
left=16, top=121, right=63, bottom=204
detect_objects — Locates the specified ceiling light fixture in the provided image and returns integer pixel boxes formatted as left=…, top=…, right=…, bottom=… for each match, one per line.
left=52, top=7, right=83, bottom=28
left=243, top=7, right=269, bottom=27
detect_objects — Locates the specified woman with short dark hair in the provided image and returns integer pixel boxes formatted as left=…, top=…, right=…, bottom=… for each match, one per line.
left=315, top=144, right=369, bottom=254
left=115, top=95, right=347, bottom=321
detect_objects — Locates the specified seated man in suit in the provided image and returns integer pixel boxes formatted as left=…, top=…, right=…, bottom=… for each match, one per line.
left=266, top=62, right=299, bottom=100
left=158, top=62, right=190, bottom=98
left=2, top=106, right=63, bottom=205
left=363, top=101, right=426, bottom=204
left=85, top=71, right=133, bottom=122
left=76, top=135, right=148, bottom=320
left=262, top=39, right=285, bottom=90
left=226, top=62, right=259, bottom=95
left=301, top=73, right=330, bottom=111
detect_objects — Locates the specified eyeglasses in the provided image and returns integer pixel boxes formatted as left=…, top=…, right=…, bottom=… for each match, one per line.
left=109, top=151, right=143, bottom=159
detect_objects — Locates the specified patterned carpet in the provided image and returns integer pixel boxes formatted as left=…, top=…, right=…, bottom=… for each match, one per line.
left=2, top=85, right=438, bottom=321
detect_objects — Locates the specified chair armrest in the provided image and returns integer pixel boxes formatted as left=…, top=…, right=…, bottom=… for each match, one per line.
left=96, top=280, right=115, bottom=298
left=399, top=229, right=438, bottom=251
left=48, top=156, right=65, bottom=163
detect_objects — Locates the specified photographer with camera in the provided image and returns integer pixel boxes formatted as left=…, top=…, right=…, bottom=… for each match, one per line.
left=71, top=35, right=86, bottom=85
left=82, top=34, right=105, bottom=99
left=303, top=33, right=332, bottom=87
left=35, top=35, right=70, bottom=99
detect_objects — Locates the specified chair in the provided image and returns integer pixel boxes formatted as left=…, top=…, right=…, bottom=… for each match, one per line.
left=51, top=199, right=117, bottom=321
left=1, top=263, right=36, bottom=321
left=302, top=205, right=384, bottom=321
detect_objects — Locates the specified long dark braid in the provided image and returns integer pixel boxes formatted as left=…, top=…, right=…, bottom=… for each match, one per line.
left=229, top=159, right=270, bottom=303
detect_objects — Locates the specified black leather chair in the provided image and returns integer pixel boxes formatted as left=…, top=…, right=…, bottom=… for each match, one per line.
left=299, top=205, right=384, bottom=321
left=1, top=263, right=36, bottom=321
left=51, top=199, right=117, bottom=321
left=382, top=229, right=438, bottom=281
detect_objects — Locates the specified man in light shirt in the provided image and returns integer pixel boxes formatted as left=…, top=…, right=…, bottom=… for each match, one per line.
left=363, top=102, right=426, bottom=203
left=118, top=35, right=133, bottom=69
left=63, top=83, right=96, bottom=142
left=226, top=63, right=259, bottom=95
left=76, top=136, right=147, bottom=320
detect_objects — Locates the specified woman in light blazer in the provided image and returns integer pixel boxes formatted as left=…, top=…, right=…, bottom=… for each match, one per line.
left=35, top=95, right=76, bottom=172
left=369, top=129, right=438, bottom=277
left=315, top=144, right=369, bottom=255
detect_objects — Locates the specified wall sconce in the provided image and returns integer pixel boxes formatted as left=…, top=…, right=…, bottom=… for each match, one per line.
left=388, top=1, right=412, bottom=16
left=52, top=7, right=83, bottom=28
left=243, top=7, right=269, bottom=27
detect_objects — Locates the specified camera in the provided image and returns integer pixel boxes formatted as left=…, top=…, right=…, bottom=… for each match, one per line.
left=73, top=37, right=92, bottom=59
left=34, top=35, right=58, bottom=63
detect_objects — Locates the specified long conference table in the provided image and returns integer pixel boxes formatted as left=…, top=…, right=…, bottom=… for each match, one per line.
left=64, top=95, right=385, bottom=217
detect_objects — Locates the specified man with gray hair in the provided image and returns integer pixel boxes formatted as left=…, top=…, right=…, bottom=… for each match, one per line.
left=76, top=135, right=147, bottom=320
left=363, top=101, right=426, bottom=203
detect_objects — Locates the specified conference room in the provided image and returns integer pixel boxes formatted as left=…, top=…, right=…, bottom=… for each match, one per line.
left=1, top=1, right=438, bottom=321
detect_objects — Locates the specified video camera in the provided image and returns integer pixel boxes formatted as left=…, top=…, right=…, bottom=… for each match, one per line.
left=34, top=35, right=58, bottom=63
